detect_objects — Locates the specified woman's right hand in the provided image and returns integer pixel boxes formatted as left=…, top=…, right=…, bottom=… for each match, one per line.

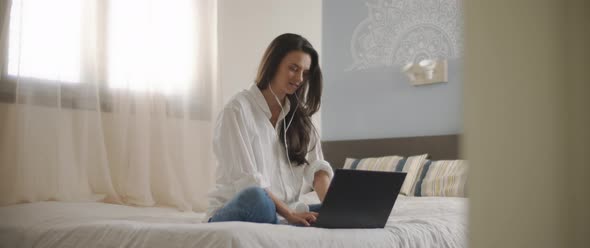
left=286, top=212, right=319, bottom=226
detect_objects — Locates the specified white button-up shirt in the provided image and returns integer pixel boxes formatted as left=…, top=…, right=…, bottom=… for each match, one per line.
left=207, top=84, right=333, bottom=220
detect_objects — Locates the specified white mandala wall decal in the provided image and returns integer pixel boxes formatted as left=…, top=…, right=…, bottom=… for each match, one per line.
left=347, top=0, right=463, bottom=71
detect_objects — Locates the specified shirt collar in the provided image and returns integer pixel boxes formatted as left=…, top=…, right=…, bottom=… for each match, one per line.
left=248, top=84, right=290, bottom=120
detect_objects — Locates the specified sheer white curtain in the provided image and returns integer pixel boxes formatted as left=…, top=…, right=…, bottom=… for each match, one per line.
left=0, top=0, right=218, bottom=211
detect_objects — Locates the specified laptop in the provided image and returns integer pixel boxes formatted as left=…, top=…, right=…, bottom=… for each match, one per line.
left=311, top=169, right=406, bottom=229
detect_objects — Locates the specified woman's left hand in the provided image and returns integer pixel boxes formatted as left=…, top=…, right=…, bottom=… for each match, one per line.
left=285, top=212, right=319, bottom=226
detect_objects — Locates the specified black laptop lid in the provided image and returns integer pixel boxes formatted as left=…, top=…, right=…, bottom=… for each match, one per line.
left=313, top=169, right=406, bottom=229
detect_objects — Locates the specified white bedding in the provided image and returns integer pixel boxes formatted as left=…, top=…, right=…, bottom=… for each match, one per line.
left=0, top=196, right=466, bottom=248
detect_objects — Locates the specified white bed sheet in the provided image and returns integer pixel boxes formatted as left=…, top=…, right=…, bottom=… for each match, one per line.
left=0, top=196, right=466, bottom=248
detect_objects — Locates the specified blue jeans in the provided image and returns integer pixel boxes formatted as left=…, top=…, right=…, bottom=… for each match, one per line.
left=208, top=186, right=322, bottom=224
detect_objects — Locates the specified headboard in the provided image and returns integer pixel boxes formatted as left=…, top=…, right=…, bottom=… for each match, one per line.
left=321, top=134, right=460, bottom=169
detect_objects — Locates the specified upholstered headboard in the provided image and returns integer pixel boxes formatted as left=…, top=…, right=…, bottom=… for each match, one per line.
left=321, top=134, right=460, bottom=169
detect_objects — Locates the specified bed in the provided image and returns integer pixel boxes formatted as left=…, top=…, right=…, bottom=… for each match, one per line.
left=0, top=135, right=466, bottom=248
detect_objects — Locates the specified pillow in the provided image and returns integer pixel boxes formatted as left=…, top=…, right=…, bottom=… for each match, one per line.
left=412, top=160, right=468, bottom=197
left=342, top=154, right=428, bottom=195
left=396, top=154, right=429, bottom=195
left=343, top=155, right=404, bottom=171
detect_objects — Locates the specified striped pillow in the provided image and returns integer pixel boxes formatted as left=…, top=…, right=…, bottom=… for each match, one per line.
left=413, top=160, right=468, bottom=197
left=343, top=154, right=428, bottom=195
left=343, top=155, right=404, bottom=171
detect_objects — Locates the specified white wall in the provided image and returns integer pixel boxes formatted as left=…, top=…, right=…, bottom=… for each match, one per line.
left=217, top=1, right=322, bottom=133
left=217, top=0, right=322, bottom=106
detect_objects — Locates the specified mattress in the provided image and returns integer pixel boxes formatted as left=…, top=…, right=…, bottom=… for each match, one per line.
left=0, top=196, right=466, bottom=248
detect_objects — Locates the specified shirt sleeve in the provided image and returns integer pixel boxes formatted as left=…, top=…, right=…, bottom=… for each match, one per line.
left=213, top=106, right=270, bottom=190
left=303, top=131, right=334, bottom=189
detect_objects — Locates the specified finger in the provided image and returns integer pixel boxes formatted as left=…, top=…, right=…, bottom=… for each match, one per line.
left=308, top=215, right=317, bottom=223
left=309, top=212, right=319, bottom=217
left=300, top=218, right=310, bottom=226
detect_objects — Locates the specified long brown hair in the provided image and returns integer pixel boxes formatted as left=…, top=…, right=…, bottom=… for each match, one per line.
left=255, top=33, right=322, bottom=166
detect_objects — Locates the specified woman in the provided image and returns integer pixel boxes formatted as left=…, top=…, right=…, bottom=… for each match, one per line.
left=207, top=33, right=333, bottom=226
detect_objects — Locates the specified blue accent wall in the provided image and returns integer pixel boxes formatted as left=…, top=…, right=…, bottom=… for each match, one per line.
left=321, top=0, right=463, bottom=141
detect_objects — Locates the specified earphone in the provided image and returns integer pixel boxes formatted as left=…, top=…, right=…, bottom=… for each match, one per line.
left=268, top=85, right=300, bottom=200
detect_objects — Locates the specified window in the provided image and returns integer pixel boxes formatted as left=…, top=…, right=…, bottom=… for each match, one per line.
left=107, top=0, right=195, bottom=93
left=7, top=0, right=195, bottom=93
left=8, top=0, right=82, bottom=83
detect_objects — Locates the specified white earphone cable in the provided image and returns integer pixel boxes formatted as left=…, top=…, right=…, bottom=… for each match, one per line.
left=269, top=85, right=300, bottom=201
